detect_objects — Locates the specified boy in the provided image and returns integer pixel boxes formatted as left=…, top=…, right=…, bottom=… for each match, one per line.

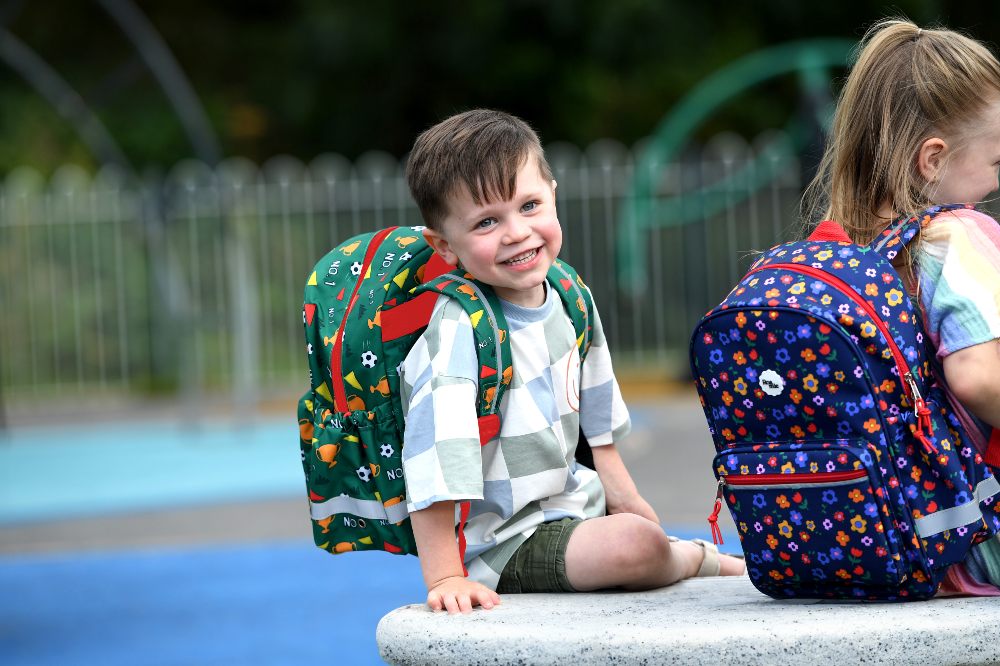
left=401, top=109, right=743, bottom=614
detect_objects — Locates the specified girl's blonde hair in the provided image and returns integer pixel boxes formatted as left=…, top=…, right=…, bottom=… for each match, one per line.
left=802, top=18, right=1000, bottom=247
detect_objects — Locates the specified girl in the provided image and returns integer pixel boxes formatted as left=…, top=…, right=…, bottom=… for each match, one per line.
left=802, top=18, right=1000, bottom=594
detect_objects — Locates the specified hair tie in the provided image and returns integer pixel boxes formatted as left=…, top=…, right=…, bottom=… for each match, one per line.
left=916, top=28, right=923, bottom=38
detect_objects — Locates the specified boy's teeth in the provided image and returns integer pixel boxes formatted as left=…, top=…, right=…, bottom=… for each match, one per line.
left=505, top=249, right=537, bottom=265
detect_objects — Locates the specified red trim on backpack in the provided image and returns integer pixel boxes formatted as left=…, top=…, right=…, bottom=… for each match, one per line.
left=808, top=220, right=852, bottom=243
left=331, top=227, right=396, bottom=413
left=379, top=253, right=455, bottom=342
left=457, top=500, right=471, bottom=576
left=986, top=429, right=1000, bottom=470
left=381, top=291, right=439, bottom=341
left=477, top=414, right=500, bottom=446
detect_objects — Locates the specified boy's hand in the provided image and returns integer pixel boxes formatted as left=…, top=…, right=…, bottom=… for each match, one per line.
left=427, top=575, right=501, bottom=614
left=606, top=491, right=659, bottom=524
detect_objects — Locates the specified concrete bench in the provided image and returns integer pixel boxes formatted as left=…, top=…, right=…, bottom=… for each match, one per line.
left=377, top=576, right=1000, bottom=665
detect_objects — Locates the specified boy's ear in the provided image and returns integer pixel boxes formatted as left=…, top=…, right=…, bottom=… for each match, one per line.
left=917, top=137, right=948, bottom=183
left=422, top=227, right=460, bottom=266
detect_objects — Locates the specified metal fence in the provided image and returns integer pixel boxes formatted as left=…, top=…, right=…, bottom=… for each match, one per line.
left=0, top=132, right=806, bottom=418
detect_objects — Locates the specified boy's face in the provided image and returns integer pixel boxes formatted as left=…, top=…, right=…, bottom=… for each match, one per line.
left=423, top=155, right=561, bottom=308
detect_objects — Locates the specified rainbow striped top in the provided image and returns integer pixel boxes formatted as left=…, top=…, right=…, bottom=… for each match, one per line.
left=917, top=206, right=1000, bottom=596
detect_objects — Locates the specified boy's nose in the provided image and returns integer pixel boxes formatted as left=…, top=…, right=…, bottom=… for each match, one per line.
left=504, top=216, right=532, bottom=243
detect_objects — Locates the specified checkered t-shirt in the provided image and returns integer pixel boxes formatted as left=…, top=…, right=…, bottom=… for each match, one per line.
left=399, top=283, right=631, bottom=589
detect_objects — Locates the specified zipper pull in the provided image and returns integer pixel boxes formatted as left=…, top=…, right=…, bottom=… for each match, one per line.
left=707, top=479, right=725, bottom=545
left=905, top=372, right=937, bottom=453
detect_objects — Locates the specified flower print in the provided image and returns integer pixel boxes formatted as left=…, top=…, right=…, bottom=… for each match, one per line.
left=761, top=550, right=774, bottom=563
left=835, top=530, right=851, bottom=546
left=860, top=395, right=874, bottom=408
left=794, top=452, right=808, bottom=467
left=835, top=569, right=852, bottom=580
left=780, top=274, right=795, bottom=285
left=710, top=378, right=719, bottom=389
left=859, top=321, right=877, bottom=338
left=796, top=324, right=812, bottom=338
left=781, top=462, right=795, bottom=474
left=778, top=521, right=793, bottom=538
left=745, top=367, right=758, bottom=383
left=719, top=333, right=731, bottom=345
left=708, top=349, right=724, bottom=364
left=864, top=503, right=878, bottom=517
left=861, top=536, right=874, bottom=547
left=765, top=424, right=781, bottom=439
left=815, top=250, right=833, bottom=261
left=837, top=421, right=852, bottom=435
left=789, top=389, right=803, bottom=405
left=826, top=406, right=838, bottom=418
left=809, top=462, right=819, bottom=473
left=729, top=328, right=741, bottom=341
left=848, top=258, right=860, bottom=267
left=834, top=370, right=845, bottom=381
left=753, top=521, right=763, bottom=533
left=863, top=418, right=880, bottom=433
left=776, top=495, right=791, bottom=509
left=764, top=277, right=775, bottom=285
left=812, top=395, right=825, bottom=406
left=833, top=511, right=845, bottom=522
left=830, top=547, right=845, bottom=561
left=820, top=294, right=833, bottom=306
left=783, top=330, right=797, bottom=344
left=802, top=374, right=819, bottom=393
left=847, top=488, right=864, bottom=503
left=822, top=518, right=833, bottom=530
left=765, top=288, right=781, bottom=299
left=763, top=515, right=774, bottom=526
left=790, top=425, right=805, bottom=438
left=837, top=303, right=851, bottom=315
left=743, top=399, right=754, bottom=409
left=766, top=534, right=779, bottom=549
left=821, top=489, right=837, bottom=504
left=789, top=510, right=803, bottom=525
left=789, top=282, right=806, bottom=295
left=752, top=493, right=767, bottom=508
left=716, top=406, right=728, bottom=420
left=810, top=280, right=827, bottom=294
left=721, top=428, right=735, bottom=441
left=784, top=404, right=797, bottom=416
left=879, top=379, right=896, bottom=394
left=756, top=319, right=766, bottom=331
left=850, top=516, right=867, bottom=533
left=865, top=268, right=876, bottom=278
left=840, top=314, right=855, bottom=327
left=881, top=305, right=891, bottom=319
left=733, top=378, right=748, bottom=395
left=735, top=312, right=747, bottom=327
left=775, top=348, right=790, bottom=363
left=756, top=464, right=766, bottom=474
left=864, top=283, right=879, bottom=297
left=733, top=351, right=747, bottom=365
left=721, top=391, right=734, bottom=406
left=702, top=332, right=714, bottom=345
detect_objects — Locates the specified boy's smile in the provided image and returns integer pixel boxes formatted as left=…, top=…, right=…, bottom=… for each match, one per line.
left=423, top=155, right=562, bottom=308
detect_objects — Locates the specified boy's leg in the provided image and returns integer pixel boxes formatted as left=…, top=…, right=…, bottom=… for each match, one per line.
left=564, top=513, right=743, bottom=591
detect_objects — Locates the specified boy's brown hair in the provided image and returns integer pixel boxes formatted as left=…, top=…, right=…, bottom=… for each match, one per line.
left=405, top=109, right=553, bottom=230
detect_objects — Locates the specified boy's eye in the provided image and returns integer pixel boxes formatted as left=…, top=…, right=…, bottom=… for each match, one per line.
left=521, top=201, right=538, bottom=213
left=476, top=217, right=498, bottom=230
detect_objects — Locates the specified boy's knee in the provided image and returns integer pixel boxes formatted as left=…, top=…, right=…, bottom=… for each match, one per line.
left=612, top=514, right=670, bottom=571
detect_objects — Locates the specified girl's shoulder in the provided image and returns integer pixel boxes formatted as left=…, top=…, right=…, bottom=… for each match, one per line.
left=922, top=206, right=1000, bottom=246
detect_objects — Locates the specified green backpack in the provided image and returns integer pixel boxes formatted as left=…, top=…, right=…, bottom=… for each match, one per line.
left=298, top=225, right=595, bottom=558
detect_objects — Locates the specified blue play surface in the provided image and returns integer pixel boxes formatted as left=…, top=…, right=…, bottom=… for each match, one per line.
left=0, top=416, right=735, bottom=665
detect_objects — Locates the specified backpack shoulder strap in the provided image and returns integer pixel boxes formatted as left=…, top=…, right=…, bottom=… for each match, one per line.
left=870, top=203, right=975, bottom=259
left=547, top=259, right=595, bottom=362
left=416, top=270, right=512, bottom=441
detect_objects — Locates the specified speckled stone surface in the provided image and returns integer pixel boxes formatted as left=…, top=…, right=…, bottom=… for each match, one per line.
left=377, top=576, right=1000, bottom=665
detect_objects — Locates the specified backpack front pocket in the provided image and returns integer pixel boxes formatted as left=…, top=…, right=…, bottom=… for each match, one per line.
left=715, top=443, right=913, bottom=598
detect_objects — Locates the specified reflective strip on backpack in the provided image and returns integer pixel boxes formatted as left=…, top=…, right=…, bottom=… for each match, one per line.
left=914, top=475, right=1000, bottom=538
left=310, top=494, right=410, bottom=523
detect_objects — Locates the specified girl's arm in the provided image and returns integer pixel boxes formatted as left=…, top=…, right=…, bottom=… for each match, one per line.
left=943, top=339, right=1000, bottom=429
left=590, top=443, right=660, bottom=524
left=408, top=500, right=500, bottom=613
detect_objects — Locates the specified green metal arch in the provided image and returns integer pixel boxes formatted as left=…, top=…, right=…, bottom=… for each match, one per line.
left=618, top=38, right=854, bottom=296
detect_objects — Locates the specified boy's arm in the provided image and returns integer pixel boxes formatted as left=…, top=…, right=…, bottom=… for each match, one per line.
left=409, top=501, right=500, bottom=613
left=943, top=339, right=1000, bottom=429
left=590, top=443, right=659, bottom=524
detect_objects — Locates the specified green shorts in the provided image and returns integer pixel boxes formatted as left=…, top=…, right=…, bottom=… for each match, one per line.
left=496, top=517, right=582, bottom=593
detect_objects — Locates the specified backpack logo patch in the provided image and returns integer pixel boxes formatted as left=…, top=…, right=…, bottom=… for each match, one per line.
left=758, top=369, right=784, bottom=396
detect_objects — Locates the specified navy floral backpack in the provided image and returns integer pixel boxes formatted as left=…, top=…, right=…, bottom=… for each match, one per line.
left=690, top=204, right=1000, bottom=600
